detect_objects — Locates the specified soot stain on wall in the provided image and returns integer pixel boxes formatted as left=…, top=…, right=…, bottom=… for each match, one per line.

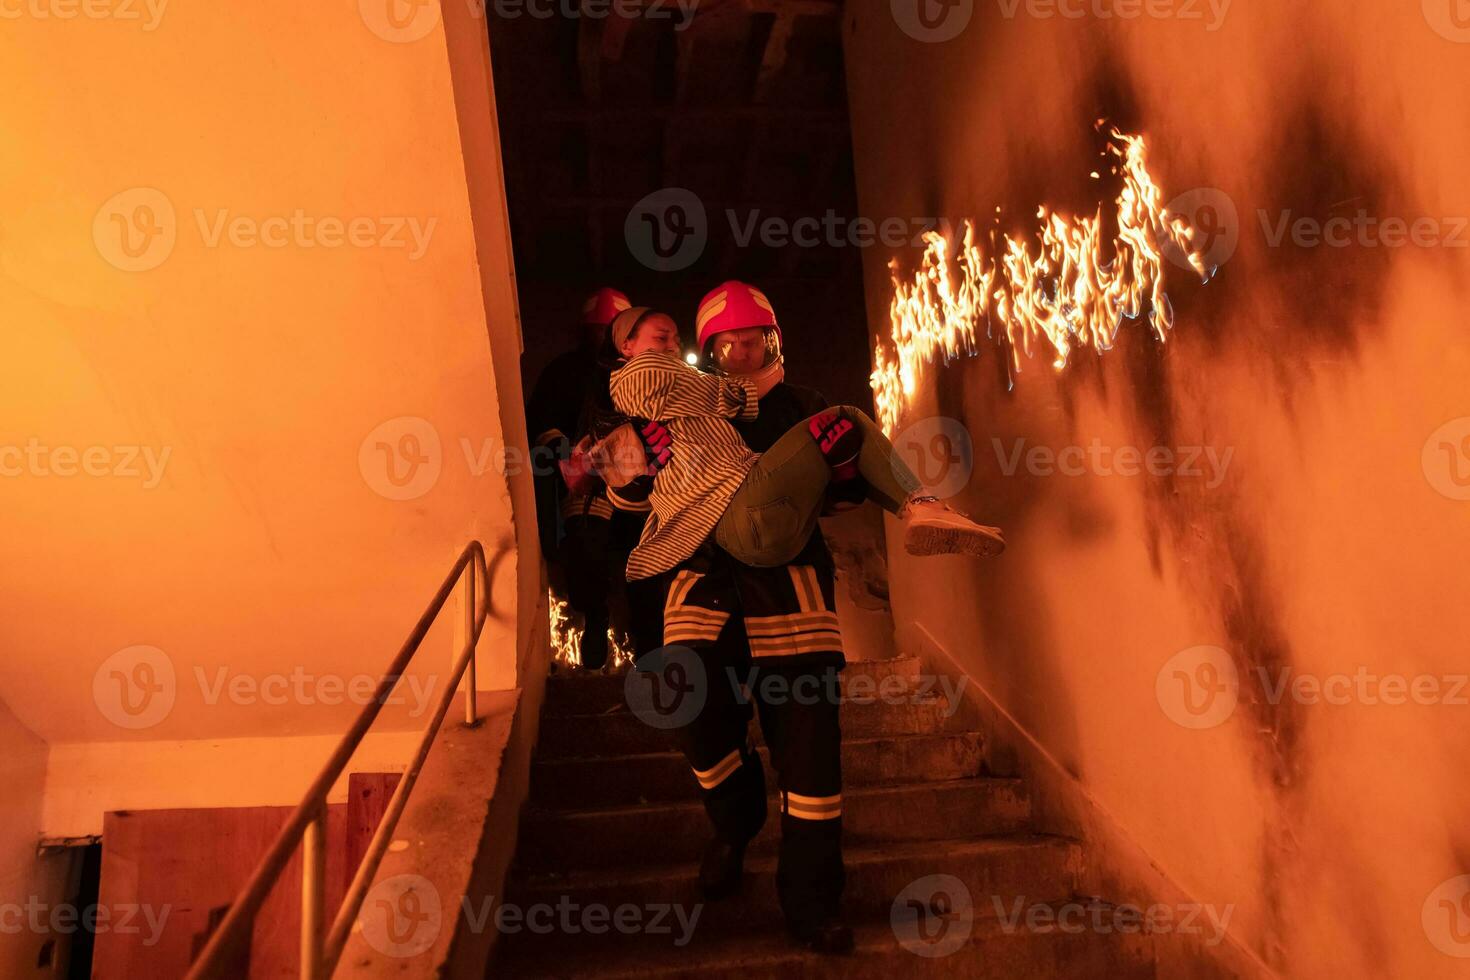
left=1237, top=97, right=1403, bottom=381
left=919, top=52, right=1371, bottom=926
left=1077, top=49, right=1330, bottom=965
left=1025, top=61, right=1313, bottom=786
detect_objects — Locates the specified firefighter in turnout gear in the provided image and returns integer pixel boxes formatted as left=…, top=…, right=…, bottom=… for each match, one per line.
left=612, top=282, right=859, bottom=953
left=526, top=287, right=638, bottom=669
left=564, top=314, right=670, bottom=666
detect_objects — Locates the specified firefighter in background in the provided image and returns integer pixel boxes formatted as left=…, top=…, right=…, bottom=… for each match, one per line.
left=556, top=313, right=671, bottom=668
left=525, top=287, right=632, bottom=669
left=603, top=284, right=858, bottom=953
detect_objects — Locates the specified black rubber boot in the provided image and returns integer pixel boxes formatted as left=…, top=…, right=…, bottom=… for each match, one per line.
left=788, top=915, right=855, bottom=955
left=697, top=837, right=748, bottom=900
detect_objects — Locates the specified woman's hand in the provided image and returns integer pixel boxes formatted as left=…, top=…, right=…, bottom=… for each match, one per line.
left=557, top=436, right=602, bottom=495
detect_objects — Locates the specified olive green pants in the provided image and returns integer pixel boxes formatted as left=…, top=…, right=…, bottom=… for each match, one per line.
left=715, top=407, right=920, bottom=568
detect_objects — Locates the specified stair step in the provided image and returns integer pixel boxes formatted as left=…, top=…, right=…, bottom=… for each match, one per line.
left=535, top=696, right=954, bottom=760
left=530, top=731, right=985, bottom=808
left=518, top=778, right=1029, bottom=872
left=496, top=904, right=1157, bottom=979
left=543, top=656, right=923, bottom=717
left=509, top=835, right=1080, bottom=935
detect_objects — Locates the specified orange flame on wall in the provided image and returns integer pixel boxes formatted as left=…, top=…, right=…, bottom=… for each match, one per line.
left=872, top=130, right=1211, bottom=433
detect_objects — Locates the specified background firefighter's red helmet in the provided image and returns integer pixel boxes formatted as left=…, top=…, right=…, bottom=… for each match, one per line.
left=695, top=280, right=783, bottom=375
left=582, top=286, right=632, bottom=326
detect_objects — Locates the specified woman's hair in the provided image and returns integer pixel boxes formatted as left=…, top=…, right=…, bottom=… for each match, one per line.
left=610, top=306, right=654, bottom=352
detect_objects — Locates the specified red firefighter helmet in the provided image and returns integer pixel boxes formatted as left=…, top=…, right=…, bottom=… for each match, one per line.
left=582, top=287, right=632, bottom=327
left=695, top=280, right=782, bottom=374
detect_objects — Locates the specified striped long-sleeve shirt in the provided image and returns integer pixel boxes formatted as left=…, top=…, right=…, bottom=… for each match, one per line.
left=609, top=351, right=762, bottom=580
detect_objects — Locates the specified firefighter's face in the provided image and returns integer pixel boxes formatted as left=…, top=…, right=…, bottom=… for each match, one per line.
left=712, top=327, right=772, bottom=375
left=621, top=314, right=682, bottom=359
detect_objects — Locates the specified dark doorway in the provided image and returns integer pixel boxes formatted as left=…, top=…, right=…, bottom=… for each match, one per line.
left=65, top=842, right=101, bottom=980
left=486, top=2, right=874, bottom=410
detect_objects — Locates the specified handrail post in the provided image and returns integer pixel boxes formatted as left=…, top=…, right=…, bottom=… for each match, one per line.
left=301, top=805, right=326, bottom=980
left=463, top=560, right=478, bottom=726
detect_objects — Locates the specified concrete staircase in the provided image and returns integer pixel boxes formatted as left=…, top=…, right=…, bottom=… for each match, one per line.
left=492, top=657, right=1158, bottom=978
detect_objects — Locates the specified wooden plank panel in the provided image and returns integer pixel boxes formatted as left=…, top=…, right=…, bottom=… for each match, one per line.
left=94, top=804, right=348, bottom=980
left=344, top=772, right=403, bottom=893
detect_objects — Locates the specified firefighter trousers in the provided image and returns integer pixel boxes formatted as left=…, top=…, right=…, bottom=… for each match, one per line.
left=648, top=543, right=846, bottom=929
left=561, top=507, right=662, bottom=669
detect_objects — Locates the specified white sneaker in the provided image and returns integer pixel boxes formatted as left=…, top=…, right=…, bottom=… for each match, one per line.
left=900, top=497, right=1005, bottom=558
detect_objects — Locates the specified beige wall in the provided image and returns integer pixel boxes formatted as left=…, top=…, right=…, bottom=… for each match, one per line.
left=0, top=0, right=536, bottom=851
left=846, top=4, right=1470, bottom=977
left=41, top=729, right=424, bottom=839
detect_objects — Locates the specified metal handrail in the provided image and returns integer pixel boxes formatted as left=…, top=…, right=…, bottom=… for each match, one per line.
left=186, top=541, right=491, bottom=980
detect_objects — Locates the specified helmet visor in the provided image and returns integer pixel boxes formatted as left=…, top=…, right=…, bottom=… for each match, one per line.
left=704, top=326, right=781, bottom=375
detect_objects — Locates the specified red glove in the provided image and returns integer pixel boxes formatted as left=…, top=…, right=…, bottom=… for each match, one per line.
left=558, top=438, right=602, bottom=495
left=639, top=419, right=673, bottom=475
left=808, top=412, right=860, bottom=480
left=809, top=412, right=859, bottom=456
